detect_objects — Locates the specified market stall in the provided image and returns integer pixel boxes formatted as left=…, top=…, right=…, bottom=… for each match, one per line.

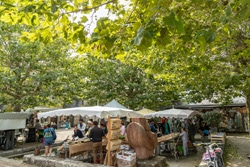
left=144, top=108, right=201, bottom=119
left=156, top=133, right=180, bottom=159
left=136, top=108, right=155, bottom=116
left=58, top=138, right=108, bottom=158
left=37, top=106, right=142, bottom=120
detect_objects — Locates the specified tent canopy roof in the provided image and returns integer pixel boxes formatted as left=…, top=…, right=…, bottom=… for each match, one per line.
left=26, top=106, right=61, bottom=113
left=137, top=108, right=155, bottom=116
left=104, top=99, right=130, bottom=110
left=144, top=108, right=201, bottom=119
left=37, top=106, right=142, bottom=119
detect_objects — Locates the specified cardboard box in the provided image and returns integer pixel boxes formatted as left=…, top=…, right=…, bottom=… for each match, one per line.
left=116, top=151, right=136, bottom=167
left=116, top=151, right=136, bottom=161
left=120, top=144, right=130, bottom=150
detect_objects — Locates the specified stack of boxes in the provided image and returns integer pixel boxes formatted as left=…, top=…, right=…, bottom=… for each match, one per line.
left=116, top=144, right=136, bottom=167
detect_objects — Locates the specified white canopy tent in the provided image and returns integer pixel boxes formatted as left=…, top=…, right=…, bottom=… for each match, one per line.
left=37, top=106, right=143, bottom=119
left=25, top=106, right=62, bottom=114
left=0, top=112, right=29, bottom=130
left=137, top=108, right=155, bottom=116
left=104, top=99, right=130, bottom=110
left=144, top=108, right=201, bottom=119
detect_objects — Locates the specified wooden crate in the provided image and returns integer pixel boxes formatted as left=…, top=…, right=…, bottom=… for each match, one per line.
left=210, top=132, right=226, bottom=144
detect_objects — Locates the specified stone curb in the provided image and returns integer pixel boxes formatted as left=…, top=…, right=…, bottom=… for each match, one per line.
left=23, top=154, right=108, bottom=167
left=0, top=142, right=62, bottom=157
left=23, top=154, right=169, bottom=167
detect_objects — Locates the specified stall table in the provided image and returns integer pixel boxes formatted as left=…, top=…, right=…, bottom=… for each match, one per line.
left=64, top=139, right=107, bottom=158
left=156, top=133, right=180, bottom=156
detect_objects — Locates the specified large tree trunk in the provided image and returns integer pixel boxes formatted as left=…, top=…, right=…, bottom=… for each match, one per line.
left=246, top=94, right=250, bottom=135
left=13, top=103, right=22, bottom=112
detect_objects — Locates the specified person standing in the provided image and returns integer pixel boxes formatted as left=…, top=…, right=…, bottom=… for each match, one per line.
left=149, top=120, right=157, bottom=133
left=34, top=119, right=42, bottom=132
left=34, top=119, right=43, bottom=142
left=89, top=121, right=105, bottom=164
left=172, top=118, right=178, bottom=132
left=164, top=118, right=171, bottom=135
left=161, top=117, right=166, bottom=134
left=43, top=124, right=56, bottom=156
left=180, top=127, right=188, bottom=157
left=100, top=122, right=108, bottom=135
left=187, top=119, right=196, bottom=144
left=120, top=122, right=126, bottom=136
left=85, top=121, right=94, bottom=137
left=77, top=119, right=86, bottom=136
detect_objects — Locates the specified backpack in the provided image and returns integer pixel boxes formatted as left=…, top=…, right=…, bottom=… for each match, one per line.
left=51, top=129, right=57, bottom=140
left=44, top=130, right=53, bottom=139
left=44, top=128, right=57, bottom=140
left=203, top=130, right=210, bottom=135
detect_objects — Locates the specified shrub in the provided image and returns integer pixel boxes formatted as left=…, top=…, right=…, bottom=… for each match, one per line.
left=202, top=111, right=223, bottom=128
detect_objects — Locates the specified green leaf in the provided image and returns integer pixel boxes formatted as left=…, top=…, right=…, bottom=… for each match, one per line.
left=240, top=0, right=250, bottom=6
left=163, top=12, right=184, bottom=34
left=204, top=29, right=217, bottom=43
left=225, top=5, right=232, bottom=17
left=51, top=0, right=58, bottom=13
left=132, top=26, right=144, bottom=46
left=31, top=13, right=40, bottom=25
left=236, top=5, right=250, bottom=20
left=81, top=16, right=88, bottom=23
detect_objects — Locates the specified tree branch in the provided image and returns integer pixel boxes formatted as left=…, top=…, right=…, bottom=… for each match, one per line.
left=63, top=0, right=116, bottom=15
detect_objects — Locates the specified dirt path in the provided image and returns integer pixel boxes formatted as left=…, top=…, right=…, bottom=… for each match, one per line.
left=165, top=151, right=202, bottom=167
left=225, top=135, right=250, bottom=167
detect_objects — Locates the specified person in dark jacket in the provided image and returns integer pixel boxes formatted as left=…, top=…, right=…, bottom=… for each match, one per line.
left=199, top=122, right=210, bottom=143
left=100, top=123, right=108, bottom=135
left=187, top=119, right=196, bottom=144
left=89, top=121, right=105, bottom=164
left=73, top=125, right=84, bottom=140
left=163, top=118, right=171, bottom=135
left=149, top=120, right=157, bottom=133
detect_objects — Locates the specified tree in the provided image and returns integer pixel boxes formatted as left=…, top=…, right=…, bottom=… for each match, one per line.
left=0, top=23, right=74, bottom=111
left=87, top=0, right=250, bottom=131
left=1, top=0, right=250, bottom=132
left=76, top=55, right=172, bottom=110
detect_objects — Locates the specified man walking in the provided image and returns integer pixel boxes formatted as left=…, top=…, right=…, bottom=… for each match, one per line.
left=89, top=121, right=105, bottom=164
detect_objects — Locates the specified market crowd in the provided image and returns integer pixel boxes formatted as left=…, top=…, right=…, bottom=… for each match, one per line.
left=149, top=116, right=210, bottom=157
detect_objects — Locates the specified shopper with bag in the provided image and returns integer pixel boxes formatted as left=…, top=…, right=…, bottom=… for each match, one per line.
left=43, top=124, right=56, bottom=156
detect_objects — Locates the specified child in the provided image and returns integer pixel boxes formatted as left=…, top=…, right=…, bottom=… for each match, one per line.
left=180, top=127, right=188, bottom=157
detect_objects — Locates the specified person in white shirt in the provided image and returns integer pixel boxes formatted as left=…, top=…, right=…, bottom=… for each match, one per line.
left=77, top=119, right=86, bottom=136
left=120, top=122, right=126, bottom=136
left=180, top=127, right=188, bottom=157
